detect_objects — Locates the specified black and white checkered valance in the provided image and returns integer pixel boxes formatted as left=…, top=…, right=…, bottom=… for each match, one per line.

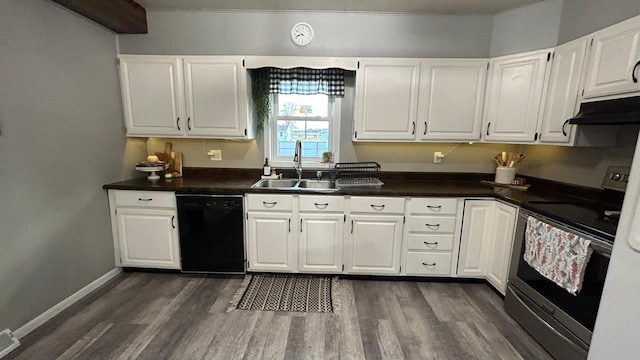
left=269, top=68, right=345, bottom=96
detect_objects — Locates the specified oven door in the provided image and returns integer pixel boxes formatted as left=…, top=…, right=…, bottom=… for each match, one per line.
left=506, top=210, right=611, bottom=352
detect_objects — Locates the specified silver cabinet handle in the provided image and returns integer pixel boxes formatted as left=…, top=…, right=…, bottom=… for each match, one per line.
left=423, top=241, right=439, bottom=246
left=422, top=262, right=437, bottom=267
left=426, top=205, right=442, bottom=210
left=314, top=202, right=329, bottom=209
left=171, top=215, right=176, bottom=229
left=370, top=204, right=385, bottom=211
left=425, top=223, right=440, bottom=229
left=138, top=198, right=152, bottom=202
left=262, top=201, right=277, bottom=208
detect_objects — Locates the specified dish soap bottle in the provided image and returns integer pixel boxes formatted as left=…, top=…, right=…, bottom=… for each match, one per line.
left=263, top=157, right=271, bottom=176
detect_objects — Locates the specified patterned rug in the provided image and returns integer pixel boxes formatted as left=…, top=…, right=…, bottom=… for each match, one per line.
left=236, top=274, right=335, bottom=313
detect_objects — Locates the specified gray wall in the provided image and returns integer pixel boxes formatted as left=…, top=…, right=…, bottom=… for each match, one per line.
left=489, top=0, right=562, bottom=57
left=118, top=10, right=493, bottom=58
left=558, top=0, right=640, bottom=43
left=0, top=0, right=145, bottom=332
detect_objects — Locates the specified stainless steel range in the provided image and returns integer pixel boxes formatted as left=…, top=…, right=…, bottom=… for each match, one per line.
left=504, top=166, right=630, bottom=360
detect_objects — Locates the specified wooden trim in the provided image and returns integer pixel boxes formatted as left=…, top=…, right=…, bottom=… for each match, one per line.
left=51, top=0, right=147, bottom=34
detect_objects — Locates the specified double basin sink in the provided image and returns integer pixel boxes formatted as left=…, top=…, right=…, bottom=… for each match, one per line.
left=251, top=178, right=338, bottom=191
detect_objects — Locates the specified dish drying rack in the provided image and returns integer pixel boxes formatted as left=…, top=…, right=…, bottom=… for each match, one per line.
left=333, top=162, right=384, bottom=188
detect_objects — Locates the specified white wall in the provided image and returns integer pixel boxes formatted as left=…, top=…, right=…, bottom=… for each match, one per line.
left=0, top=0, right=145, bottom=332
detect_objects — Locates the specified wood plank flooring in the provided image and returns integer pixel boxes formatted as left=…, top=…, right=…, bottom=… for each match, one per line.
left=7, top=272, right=552, bottom=360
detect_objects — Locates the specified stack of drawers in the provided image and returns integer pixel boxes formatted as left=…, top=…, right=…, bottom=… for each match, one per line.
left=404, top=198, right=459, bottom=276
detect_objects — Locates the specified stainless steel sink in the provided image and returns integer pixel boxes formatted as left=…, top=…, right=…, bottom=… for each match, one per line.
left=251, top=179, right=299, bottom=188
left=251, top=178, right=338, bottom=191
left=297, top=180, right=337, bottom=189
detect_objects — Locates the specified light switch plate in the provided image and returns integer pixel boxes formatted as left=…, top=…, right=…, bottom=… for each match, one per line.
left=207, top=149, right=222, bottom=161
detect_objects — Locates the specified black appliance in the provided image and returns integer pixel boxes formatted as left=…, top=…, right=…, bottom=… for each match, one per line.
left=504, top=166, right=629, bottom=360
left=176, top=195, right=245, bottom=273
left=568, top=96, right=640, bottom=125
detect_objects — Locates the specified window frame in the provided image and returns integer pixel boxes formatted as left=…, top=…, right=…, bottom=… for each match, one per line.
left=264, top=93, right=341, bottom=169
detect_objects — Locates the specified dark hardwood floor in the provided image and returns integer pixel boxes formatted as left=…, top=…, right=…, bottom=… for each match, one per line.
left=7, top=272, right=552, bottom=359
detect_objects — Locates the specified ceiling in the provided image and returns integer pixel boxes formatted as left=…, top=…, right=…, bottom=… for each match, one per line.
left=135, top=0, right=545, bottom=15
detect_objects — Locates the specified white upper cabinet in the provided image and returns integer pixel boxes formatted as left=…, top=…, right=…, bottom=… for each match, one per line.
left=118, top=55, right=252, bottom=139
left=183, top=56, right=249, bottom=138
left=119, top=56, right=185, bottom=136
left=583, top=16, right=640, bottom=100
left=483, top=49, right=551, bottom=143
left=353, top=59, right=421, bottom=141
left=418, top=59, right=487, bottom=141
left=539, top=38, right=588, bottom=144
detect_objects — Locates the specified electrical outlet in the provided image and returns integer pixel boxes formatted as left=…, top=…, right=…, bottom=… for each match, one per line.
left=433, top=152, right=443, bottom=164
left=207, top=149, right=222, bottom=161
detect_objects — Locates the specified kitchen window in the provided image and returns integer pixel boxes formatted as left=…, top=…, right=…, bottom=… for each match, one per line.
left=265, top=93, right=341, bottom=168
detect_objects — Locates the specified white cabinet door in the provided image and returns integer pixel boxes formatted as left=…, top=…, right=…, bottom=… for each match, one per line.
left=116, top=208, right=181, bottom=269
left=299, top=214, right=344, bottom=273
left=539, top=39, right=588, bottom=144
left=484, top=50, right=551, bottom=143
left=247, top=212, right=295, bottom=272
left=419, top=59, right=487, bottom=141
left=346, top=214, right=404, bottom=274
left=119, top=56, right=184, bottom=136
left=353, top=59, right=421, bottom=141
left=583, top=18, right=640, bottom=99
left=183, top=56, right=248, bottom=138
left=485, top=202, right=518, bottom=295
left=457, top=200, right=493, bottom=277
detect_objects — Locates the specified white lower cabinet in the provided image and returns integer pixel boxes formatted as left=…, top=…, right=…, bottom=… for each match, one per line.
left=457, top=199, right=518, bottom=294
left=298, top=195, right=345, bottom=273
left=246, top=194, right=295, bottom=272
left=346, top=197, right=406, bottom=275
left=403, top=198, right=462, bottom=276
left=108, top=190, right=181, bottom=270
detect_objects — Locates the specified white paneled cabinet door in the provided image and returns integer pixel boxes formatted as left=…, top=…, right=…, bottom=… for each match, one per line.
left=485, top=202, right=518, bottom=295
left=118, top=56, right=184, bottom=136
left=116, top=208, right=180, bottom=269
left=419, top=59, right=487, bottom=141
left=299, top=214, right=344, bottom=273
left=346, top=215, right=404, bottom=274
left=583, top=18, right=640, bottom=99
left=539, top=39, right=588, bottom=144
left=354, top=59, right=421, bottom=141
left=247, top=213, right=295, bottom=272
left=457, top=200, right=493, bottom=277
left=183, top=56, right=248, bottom=138
left=484, top=50, right=551, bottom=143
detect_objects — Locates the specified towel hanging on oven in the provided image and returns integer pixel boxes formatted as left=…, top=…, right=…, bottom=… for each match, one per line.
left=523, top=216, right=594, bottom=295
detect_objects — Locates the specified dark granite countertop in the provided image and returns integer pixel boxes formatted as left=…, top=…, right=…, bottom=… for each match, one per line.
left=104, top=168, right=622, bottom=240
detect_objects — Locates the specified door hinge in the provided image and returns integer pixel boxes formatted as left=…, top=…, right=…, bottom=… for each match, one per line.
left=400, top=265, right=402, bottom=273
left=582, top=89, right=585, bottom=96
left=486, top=62, right=490, bottom=70
left=342, top=264, right=345, bottom=271
left=116, top=58, right=121, bottom=66
left=242, top=59, right=245, bottom=67
left=246, top=213, right=248, bottom=220
left=547, top=52, right=551, bottom=62
left=244, top=128, right=247, bottom=136
left=357, top=61, right=360, bottom=69
left=403, top=216, right=406, bottom=224
left=354, top=130, right=358, bottom=139
left=590, top=38, right=594, bottom=46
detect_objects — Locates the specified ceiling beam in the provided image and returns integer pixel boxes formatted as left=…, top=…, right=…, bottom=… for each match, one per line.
left=51, top=0, right=147, bottom=34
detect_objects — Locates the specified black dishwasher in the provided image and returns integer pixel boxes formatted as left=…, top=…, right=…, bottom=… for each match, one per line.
left=176, top=195, right=245, bottom=273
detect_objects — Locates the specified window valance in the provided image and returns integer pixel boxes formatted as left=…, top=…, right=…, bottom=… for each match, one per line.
left=268, top=68, right=345, bottom=96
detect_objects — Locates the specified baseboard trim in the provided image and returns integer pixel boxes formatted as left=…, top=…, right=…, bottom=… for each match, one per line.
left=13, top=268, right=122, bottom=339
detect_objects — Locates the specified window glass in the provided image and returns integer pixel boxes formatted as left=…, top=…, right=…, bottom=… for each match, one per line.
left=277, top=94, right=329, bottom=117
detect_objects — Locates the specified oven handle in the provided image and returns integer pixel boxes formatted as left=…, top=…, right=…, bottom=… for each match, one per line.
left=519, top=209, right=612, bottom=256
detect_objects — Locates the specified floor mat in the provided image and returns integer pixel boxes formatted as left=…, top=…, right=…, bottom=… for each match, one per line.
left=236, top=274, right=335, bottom=313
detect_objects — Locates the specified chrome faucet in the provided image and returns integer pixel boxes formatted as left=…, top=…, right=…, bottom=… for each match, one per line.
left=293, top=139, right=302, bottom=180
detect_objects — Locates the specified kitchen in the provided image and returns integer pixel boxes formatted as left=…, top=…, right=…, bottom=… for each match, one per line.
left=2, top=0, right=640, bottom=358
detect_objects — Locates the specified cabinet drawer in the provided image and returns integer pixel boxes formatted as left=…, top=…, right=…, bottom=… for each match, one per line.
left=407, top=234, right=454, bottom=251
left=246, top=194, right=293, bottom=211
left=299, top=195, right=345, bottom=212
left=405, top=252, right=452, bottom=276
left=349, top=197, right=405, bottom=214
left=409, top=198, right=458, bottom=215
left=113, top=190, right=176, bottom=208
left=408, top=216, right=456, bottom=233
